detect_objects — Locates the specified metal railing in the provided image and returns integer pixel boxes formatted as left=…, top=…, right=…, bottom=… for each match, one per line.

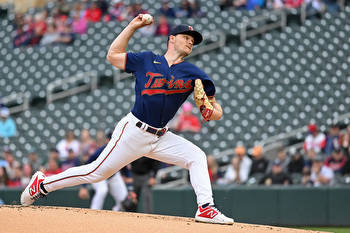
left=46, top=71, right=98, bottom=104
left=240, top=10, right=287, bottom=43
left=1, top=92, right=30, bottom=114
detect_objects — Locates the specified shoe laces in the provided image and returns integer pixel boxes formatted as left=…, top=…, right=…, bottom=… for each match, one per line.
left=210, top=205, right=223, bottom=215
left=31, top=192, right=45, bottom=201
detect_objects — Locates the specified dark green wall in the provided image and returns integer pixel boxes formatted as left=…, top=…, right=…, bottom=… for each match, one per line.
left=1, top=186, right=350, bottom=226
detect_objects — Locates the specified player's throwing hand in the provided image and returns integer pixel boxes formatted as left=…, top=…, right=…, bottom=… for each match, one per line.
left=129, top=14, right=153, bottom=30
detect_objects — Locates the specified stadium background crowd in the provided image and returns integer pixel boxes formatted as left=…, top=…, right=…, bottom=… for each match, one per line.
left=0, top=0, right=348, bottom=211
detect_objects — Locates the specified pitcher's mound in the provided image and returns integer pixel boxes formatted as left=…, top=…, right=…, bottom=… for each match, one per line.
left=0, top=205, right=321, bottom=233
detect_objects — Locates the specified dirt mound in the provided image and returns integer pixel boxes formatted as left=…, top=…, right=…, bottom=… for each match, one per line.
left=0, top=205, right=322, bottom=233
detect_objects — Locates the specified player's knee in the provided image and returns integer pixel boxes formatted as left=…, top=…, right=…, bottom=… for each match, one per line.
left=191, top=149, right=207, bottom=165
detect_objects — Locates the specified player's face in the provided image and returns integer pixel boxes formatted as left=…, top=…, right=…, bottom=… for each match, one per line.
left=174, top=34, right=194, bottom=56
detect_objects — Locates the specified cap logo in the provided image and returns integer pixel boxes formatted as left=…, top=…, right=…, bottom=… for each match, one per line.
left=188, top=26, right=193, bottom=31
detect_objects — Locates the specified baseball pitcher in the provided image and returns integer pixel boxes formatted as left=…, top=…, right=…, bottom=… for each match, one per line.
left=21, top=14, right=234, bottom=225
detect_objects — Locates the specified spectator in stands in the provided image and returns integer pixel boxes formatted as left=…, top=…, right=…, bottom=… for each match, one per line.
left=72, top=12, right=88, bottom=35
left=306, top=0, right=327, bottom=16
left=246, top=0, right=265, bottom=10
left=71, top=2, right=86, bottom=19
left=56, top=130, right=80, bottom=161
left=303, top=124, right=326, bottom=154
left=55, top=23, right=75, bottom=45
left=79, top=129, right=97, bottom=158
left=40, top=23, right=60, bottom=46
left=284, top=0, right=304, bottom=8
left=324, top=148, right=347, bottom=174
left=207, top=155, right=219, bottom=183
left=139, top=22, right=156, bottom=37
left=324, top=124, right=341, bottom=155
left=48, top=148, right=60, bottom=164
left=95, top=130, right=107, bottom=147
left=21, top=163, right=33, bottom=187
left=154, top=15, right=171, bottom=37
left=2, top=147, right=20, bottom=181
left=341, top=124, right=350, bottom=158
left=189, top=0, right=206, bottom=17
left=266, top=147, right=290, bottom=174
left=7, top=166, right=22, bottom=187
left=266, top=0, right=284, bottom=9
left=61, top=149, right=81, bottom=171
left=217, top=146, right=252, bottom=185
left=0, top=166, right=9, bottom=187
left=233, top=0, right=248, bottom=10
left=84, top=2, right=102, bottom=23
left=0, top=107, right=16, bottom=138
left=96, top=0, right=109, bottom=16
left=308, top=155, right=334, bottom=186
left=13, top=26, right=32, bottom=47
left=27, top=148, right=43, bottom=172
left=176, top=0, right=193, bottom=18
left=219, top=0, right=234, bottom=10
left=304, top=149, right=318, bottom=168
left=260, top=160, right=292, bottom=186
left=57, top=0, right=70, bottom=16
left=287, top=148, right=305, bottom=174
left=160, top=0, right=176, bottom=18
left=170, top=102, right=201, bottom=133
left=44, top=158, right=62, bottom=177
left=249, top=146, right=268, bottom=176
left=301, top=166, right=312, bottom=186
left=108, top=1, right=127, bottom=21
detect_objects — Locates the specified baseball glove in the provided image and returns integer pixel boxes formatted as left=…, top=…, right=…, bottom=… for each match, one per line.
left=193, top=79, right=214, bottom=122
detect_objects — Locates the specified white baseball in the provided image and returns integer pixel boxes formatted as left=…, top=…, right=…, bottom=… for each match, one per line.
left=142, top=14, right=153, bottom=24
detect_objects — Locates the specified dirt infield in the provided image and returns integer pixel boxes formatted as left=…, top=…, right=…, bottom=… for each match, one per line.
left=0, top=205, right=323, bottom=233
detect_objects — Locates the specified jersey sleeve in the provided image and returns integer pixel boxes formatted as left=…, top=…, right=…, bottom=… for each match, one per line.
left=192, top=64, right=216, bottom=96
left=125, top=51, right=150, bottom=73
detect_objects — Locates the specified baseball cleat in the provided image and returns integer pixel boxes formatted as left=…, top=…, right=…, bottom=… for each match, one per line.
left=20, top=171, right=47, bottom=206
left=195, top=205, right=234, bottom=225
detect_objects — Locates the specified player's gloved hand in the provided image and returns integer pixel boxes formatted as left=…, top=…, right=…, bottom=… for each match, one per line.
left=193, top=79, right=214, bottom=122
left=78, top=187, right=90, bottom=200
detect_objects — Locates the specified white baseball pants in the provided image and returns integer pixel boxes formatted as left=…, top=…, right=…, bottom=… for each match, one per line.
left=43, top=113, right=214, bottom=206
left=90, top=172, right=128, bottom=211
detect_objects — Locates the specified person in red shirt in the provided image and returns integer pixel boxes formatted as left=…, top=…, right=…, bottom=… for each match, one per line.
left=84, top=2, right=102, bottom=23
left=44, top=158, right=63, bottom=177
left=172, top=102, right=201, bottom=133
left=155, top=15, right=171, bottom=36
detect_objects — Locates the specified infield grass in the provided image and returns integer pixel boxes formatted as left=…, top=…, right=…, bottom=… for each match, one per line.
left=299, top=227, right=350, bottom=233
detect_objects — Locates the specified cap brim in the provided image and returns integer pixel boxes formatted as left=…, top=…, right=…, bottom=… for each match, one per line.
left=177, top=30, right=203, bottom=45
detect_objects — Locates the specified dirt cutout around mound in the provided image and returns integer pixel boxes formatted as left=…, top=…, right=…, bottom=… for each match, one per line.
left=0, top=205, right=325, bottom=233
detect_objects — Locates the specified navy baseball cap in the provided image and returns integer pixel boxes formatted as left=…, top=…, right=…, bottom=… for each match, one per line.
left=169, top=24, right=203, bottom=45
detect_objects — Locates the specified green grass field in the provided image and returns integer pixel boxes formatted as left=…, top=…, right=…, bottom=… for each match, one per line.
left=299, top=227, right=350, bottom=233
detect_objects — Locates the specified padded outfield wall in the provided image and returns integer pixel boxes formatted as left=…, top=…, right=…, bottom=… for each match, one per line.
left=1, top=186, right=349, bottom=226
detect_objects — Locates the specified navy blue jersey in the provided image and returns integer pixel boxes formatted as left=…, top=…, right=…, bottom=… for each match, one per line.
left=125, top=51, right=216, bottom=128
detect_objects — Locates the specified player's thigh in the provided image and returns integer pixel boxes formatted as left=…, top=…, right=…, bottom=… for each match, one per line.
left=147, top=131, right=207, bottom=169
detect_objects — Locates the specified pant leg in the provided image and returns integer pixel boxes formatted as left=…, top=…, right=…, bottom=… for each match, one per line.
left=141, top=174, right=153, bottom=214
left=43, top=114, right=153, bottom=193
left=147, top=131, right=213, bottom=206
left=108, top=172, right=128, bottom=211
left=90, top=180, right=108, bottom=210
left=133, top=173, right=153, bottom=213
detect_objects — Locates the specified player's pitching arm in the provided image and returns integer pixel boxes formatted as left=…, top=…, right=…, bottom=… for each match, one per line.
left=106, top=14, right=153, bottom=69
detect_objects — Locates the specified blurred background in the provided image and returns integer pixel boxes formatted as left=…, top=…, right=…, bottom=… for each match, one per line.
left=0, top=0, right=350, bottom=230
